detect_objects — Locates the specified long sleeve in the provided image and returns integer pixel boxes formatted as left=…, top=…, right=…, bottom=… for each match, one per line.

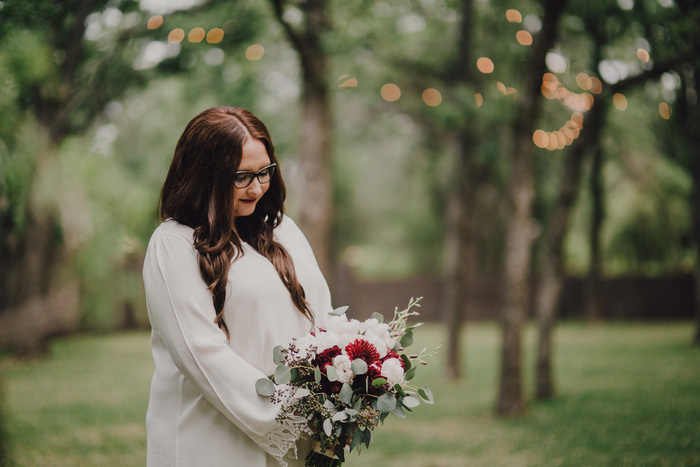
left=143, top=231, right=299, bottom=461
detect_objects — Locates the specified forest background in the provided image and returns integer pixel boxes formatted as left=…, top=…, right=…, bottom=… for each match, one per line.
left=0, top=0, right=699, bottom=461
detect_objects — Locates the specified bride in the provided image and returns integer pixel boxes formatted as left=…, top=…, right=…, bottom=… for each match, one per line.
left=142, top=106, right=332, bottom=466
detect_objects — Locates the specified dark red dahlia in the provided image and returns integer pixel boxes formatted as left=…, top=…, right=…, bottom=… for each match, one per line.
left=312, top=345, right=342, bottom=371
left=345, top=339, right=381, bottom=365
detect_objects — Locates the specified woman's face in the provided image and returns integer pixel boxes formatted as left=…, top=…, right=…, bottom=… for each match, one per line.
left=232, top=138, right=272, bottom=218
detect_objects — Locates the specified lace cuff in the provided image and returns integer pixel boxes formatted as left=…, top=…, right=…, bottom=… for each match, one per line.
left=257, top=413, right=313, bottom=467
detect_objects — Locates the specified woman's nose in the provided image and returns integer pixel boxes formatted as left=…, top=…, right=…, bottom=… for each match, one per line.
left=247, top=178, right=263, bottom=196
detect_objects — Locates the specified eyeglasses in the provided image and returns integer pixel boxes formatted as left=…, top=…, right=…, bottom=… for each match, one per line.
left=233, top=163, right=277, bottom=189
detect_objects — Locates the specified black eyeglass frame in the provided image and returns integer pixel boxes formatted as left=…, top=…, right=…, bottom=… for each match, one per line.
left=233, top=163, right=277, bottom=189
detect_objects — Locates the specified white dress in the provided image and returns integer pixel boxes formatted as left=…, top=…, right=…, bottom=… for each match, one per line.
left=143, top=215, right=332, bottom=466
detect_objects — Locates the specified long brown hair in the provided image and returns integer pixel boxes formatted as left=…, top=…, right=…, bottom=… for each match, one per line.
left=158, top=106, right=313, bottom=335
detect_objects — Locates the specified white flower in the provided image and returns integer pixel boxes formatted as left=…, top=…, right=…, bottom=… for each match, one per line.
left=381, top=358, right=405, bottom=386
left=332, top=354, right=354, bottom=384
left=325, top=316, right=362, bottom=337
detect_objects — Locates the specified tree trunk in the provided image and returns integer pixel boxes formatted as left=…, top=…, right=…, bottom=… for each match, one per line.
left=688, top=63, right=700, bottom=346
left=497, top=0, right=568, bottom=417
left=535, top=99, right=606, bottom=399
left=444, top=0, right=478, bottom=380
left=585, top=143, right=604, bottom=321
left=270, top=0, right=333, bottom=280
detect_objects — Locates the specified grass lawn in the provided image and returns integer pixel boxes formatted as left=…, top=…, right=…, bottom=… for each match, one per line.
left=1, top=322, right=699, bottom=466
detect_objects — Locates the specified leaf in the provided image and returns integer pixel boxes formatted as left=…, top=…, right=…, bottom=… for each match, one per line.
left=418, top=386, right=435, bottom=404
left=255, top=378, right=275, bottom=397
left=402, top=396, right=420, bottom=408
left=274, top=365, right=291, bottom=384
left=272, top=345, right=284, bottom=366
left=377, top=393, right=397, bottom=413
left=400, top=331, right=414, bottom=348
left=362, top=427, right=372, bottom=448
left=370, top=312, right=384, bottom=323
left=371, top=377, right=388, bottom=387
left=344, top=408, right=358, bottom=417
left=330, top=305, right=349, bottom=316
left=401, top=354, right=412, bottom=370
left=326, top=366, right=338, bottom=382
left=323, top=399, right=336, bottom=410
left=351, top=359, right=368, bottom=375
left=332, top=411, right=348, bottom=422
left=339, top=383, right=353, bottom=404
left=394, top=384, right=406, bottom=397
left=314, top=366, right=322, bottom=383
left=390, top=404, right=406, bottom=419
left=405, top=367, right=417, bottom=381
left=323, top=418, right=333, bottom=436
left=294, top=387, right=310, bottom=399
left=350, top=429, right=363, bottom=451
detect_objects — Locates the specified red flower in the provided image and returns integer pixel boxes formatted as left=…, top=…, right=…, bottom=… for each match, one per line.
left=312, top=345, right=341, bottom=372
left=345, top=339, right=381, bottom=365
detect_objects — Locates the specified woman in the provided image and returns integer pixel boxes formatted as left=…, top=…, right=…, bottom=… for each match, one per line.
left=142, top=106, right=332, bottom=466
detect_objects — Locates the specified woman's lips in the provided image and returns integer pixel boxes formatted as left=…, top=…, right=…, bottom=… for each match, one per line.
left=241, top=198, right=257, bottom=204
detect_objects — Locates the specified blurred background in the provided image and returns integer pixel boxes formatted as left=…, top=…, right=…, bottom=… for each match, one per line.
left=1, top=0, right=699, bottom=465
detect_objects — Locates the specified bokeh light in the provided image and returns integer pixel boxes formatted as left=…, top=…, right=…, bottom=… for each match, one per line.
left=533, top=129, right=547, bottom=148
left=637, top=49, right=650, bottom=63
left=246, top=44, right=265, bottom=61
left=576, top=73, right=592, bottom=90
left=475, top=93, right=483, bottom=108
left=477, top=57, right=494, bottom=74
left=613, top=93, right=628, bottom=110
left=516, top=30, right=532, bottom=46
left=147, top=15, right=163, bottom=30
left=659, top=102, right=671, bottom=119
left=337, top=75, right=358, bottom=91
left=188, top=27, right=205, bottom=43
left=206, top=28, right=224, bottom=44
left=380, top=83, right=401, bottom=101
left=506, top=9, right=522, bottom=23
left=422, top=88, right=442, bottom=107
left=589, top=77, right=603, bottom=94
left=168, top=28, right=185, bottom=43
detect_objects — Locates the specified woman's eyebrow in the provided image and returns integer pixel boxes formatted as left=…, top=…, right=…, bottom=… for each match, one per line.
left=237, top=162, right=273, bottom=173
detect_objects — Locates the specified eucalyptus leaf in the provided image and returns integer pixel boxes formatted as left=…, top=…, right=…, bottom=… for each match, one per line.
left=293, top=387, right=310, bottom=399
left=405, top=367, right=417, bottom=381
left=323, top=399, right=336, bottom=410
left=371, top=377, right=388, bottom=387
left=401, top=354, right=411, bottom=370
left=344, top=408, right=358, bottom=417
left=255, top=378, right=275, bottom=397
left=400, top=331, right=414, bottom=348
left=339, top=383, right=353, bottom=404
left=351, top=359, right=368, bottom=375
left=323, top=418, right=333, bottom=436
left=326, top=366, right=338, bottom=382
left=330, top=305, right=349, bottom=316
left=272, top=345, right=284, bottom=366
left=402, top=396, right=420, bottom=408
left=274, top=365, right=291, bottom=384
left=418, top=386, right=435, bottom=404
left=390, top=404, right=406, bottom=419
left=394, top=384, right=406, bottom=397
left=370, top=312, right=384, bottom=323
left=332, top=411, right=348, bottom=422
left=377, top=393, right=397, bottom=413
left=314, top=366, right=322, bottom=383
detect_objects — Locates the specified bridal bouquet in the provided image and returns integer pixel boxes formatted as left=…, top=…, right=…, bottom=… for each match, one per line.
left=256, top=297, right=436, bottom=467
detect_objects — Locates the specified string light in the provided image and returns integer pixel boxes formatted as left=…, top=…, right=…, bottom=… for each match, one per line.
left=188, top=27, right=205, bottom=43
left=206, top=28, right=224, bottom=44
left=422, top=88, right=442, bottom=107
left=659, top=102, right=671, bottom=119
left=168, top=29, right=185, bottom=43
left=613, top=93, right=628, bottom=110
left=147, top=15, right=163, bottom=30
left=245, top=44, right=265, bottom=61
left=505, top=9, right=522, bottom=23
left=516, top=30, right=532, bottom=46
left=476, top=57, right=494, bottom=74
left=380, top=83, right=401, bottom=101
